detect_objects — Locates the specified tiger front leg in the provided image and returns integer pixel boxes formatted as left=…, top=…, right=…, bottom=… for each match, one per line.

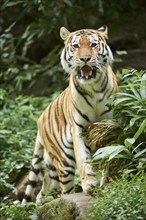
left=72, top=126, right=97, bottom=194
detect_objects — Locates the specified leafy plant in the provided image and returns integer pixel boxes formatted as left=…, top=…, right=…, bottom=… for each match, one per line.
left=0, top=89, right=59, bottom=199
left=0, top=202, right=39, bottom=220
left=1, top=1, right=145, bottom=96
left=83, top=174, right=146, bottom=220
left=86, top=69, right=146, bottom=179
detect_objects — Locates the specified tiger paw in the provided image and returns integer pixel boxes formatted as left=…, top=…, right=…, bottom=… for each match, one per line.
left=80, top=163, right=97, bottom=194
left=82, top=177, right=97, bottom=195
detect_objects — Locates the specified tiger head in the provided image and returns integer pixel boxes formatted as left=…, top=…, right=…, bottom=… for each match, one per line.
left=60, top=26, right=113, bottom=83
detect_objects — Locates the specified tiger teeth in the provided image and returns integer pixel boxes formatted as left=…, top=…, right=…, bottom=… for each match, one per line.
left=81, top=71, right=84, bottom=77
left=77, top=68, right=96, bottom=80
left=81, top=70, right=92, bottom=77
left=89, top=71, right=92, bottom=76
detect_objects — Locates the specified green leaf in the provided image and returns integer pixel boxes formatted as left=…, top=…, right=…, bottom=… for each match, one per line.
left=108, top=146, right=130, bottom=161
left=140, top=73, right=146, bottom=98
left=93, top=145, right=129, bottom=162
left=114, top=97, right=132, bottom=106
left=134, top=148, right=146, bottom=158
left=133, top=119, right=146, bottom=140
left=124, top=138, right=135, bottom=148
left=130, top=86, right=141, bottom=99
left=63, top=0, right=73, bottom=7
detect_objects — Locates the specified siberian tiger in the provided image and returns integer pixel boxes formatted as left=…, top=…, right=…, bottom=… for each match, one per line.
left=22, top=25, right=118, bottom=203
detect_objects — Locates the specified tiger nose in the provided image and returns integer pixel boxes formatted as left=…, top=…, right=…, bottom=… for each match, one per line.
left=80, top=57, right=91, bottom=62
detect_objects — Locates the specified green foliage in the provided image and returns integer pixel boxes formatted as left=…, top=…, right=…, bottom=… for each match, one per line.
left=83, top=174, right=146, bottom=220
left=0, top=89, right=59, bottom=199
left=1, top=0, right=145, bottom=96
left=91, top=69, right=146, bottom=177
left=0, top=202, right=39, bottom=220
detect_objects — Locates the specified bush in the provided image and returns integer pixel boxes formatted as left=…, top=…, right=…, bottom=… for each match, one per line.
left=0, top=89, right=60, bottom=199
left=0, top=202, right=38, bottom=220
left=86, top=69, right=146, bottom=179
left=83, top=174, right=146, bottom=220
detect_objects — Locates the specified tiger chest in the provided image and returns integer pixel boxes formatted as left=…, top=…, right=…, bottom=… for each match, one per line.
left=73, top=93, right=112, bottom=126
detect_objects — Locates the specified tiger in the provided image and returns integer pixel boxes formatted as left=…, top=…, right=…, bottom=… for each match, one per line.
left=22, top=25, right=118, bottom=203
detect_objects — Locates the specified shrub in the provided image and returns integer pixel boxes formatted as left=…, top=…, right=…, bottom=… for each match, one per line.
left=85, top=69, right=146, bottom=179
left=83, top=174, right=146, bottom=220
left=0, top=89, right=59, bottom=199
left=0, top=202, right=38, bottom=220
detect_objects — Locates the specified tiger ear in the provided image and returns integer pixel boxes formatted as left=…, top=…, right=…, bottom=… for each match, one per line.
left=60, top=27, right=70, bottom=41
left=98, top=25, right=108, bottom=39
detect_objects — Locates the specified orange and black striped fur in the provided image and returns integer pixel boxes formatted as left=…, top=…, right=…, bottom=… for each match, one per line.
left=22, top=26, right=118, bottom=203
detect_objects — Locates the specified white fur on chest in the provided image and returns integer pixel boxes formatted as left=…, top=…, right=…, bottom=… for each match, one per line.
left=70, top=75, right=113, bottom=125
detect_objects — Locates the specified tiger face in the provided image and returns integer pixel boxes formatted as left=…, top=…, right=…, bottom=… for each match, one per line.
left=60, top=26, right=113, bottom=83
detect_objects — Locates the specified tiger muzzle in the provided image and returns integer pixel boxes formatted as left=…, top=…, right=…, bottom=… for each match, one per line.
left=77, top=65, right=96, bottom=80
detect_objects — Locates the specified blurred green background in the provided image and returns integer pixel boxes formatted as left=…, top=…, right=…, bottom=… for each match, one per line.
left=1, top=0, right=146, bottom=97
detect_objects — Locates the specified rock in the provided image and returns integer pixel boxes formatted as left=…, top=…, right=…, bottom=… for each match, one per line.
left=39, top=192, right=94, bottom=220
left=62, top=192, right=94, bottom=216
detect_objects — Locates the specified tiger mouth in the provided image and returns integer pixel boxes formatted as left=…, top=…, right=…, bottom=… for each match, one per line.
left=77, top=65, right=96, bottom=80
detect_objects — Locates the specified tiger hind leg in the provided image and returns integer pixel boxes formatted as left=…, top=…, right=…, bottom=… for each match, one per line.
left=22, top=131, right=43, bottom=204
left=36, top=151, right=60, bottom=203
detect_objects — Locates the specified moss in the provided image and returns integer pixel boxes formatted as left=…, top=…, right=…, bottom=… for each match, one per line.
left=39, top=198, right=80, bottom=220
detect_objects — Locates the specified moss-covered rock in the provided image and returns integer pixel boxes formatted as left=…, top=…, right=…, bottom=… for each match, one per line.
left=39, top=198, right=80, bottom=220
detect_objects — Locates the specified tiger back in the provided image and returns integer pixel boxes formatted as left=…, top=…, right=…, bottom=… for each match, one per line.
left=22, top=25, right=118, bottom=203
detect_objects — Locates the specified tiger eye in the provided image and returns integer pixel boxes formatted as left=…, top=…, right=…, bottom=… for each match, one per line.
left=91, top=43, right=98, bottom=48
left=72, top=44, right=79, bottom=48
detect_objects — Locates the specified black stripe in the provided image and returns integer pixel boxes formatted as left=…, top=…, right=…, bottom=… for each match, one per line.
left=100, top=106, right=112, bottom=116
left=105, top=45, right=109, bottom=56
left=34, top=154, right=40, bottom=158
left=49, top=175, right=59, bottom=181
left=73, top=104, right=90, bottom=122
left=66, top=135, right=73, bottom=145
left=34, top=156, right=43, bottom=164
left=92, top=74, right=106, bottom=93
left=99, top=74, right=108, bottom=93
left=60, top=179, right=72, bottom=185
left=98, top=75, right=109, bottom=102
left=31, top=166, right=40, bottom=175
left=85, top=150, right=90, bottom=155
left=61, top=170, right=75, bottom=177
left=53, top=129, right=75, bottom=162
left=68, top=56, right=73, bottom=61
left=85, top=144, right=92, bottom=153
left=28, top=180, right=37, bottom=187
left=64, top=186, right=74, bottom=194
left=101, top=42, right=105, bottom=54
left=24, top=194, right=32, bottom=202
left=64, top=48, right=66, bottom=60
left=47, top=103, right=53, bottom=133
left=107, top=88, right=114, bottom=99
left=61, top=105, right=67, bottom=126
left=54, top=107, right=60, bottom=132
left=44, top=128, right=63, bottom=167
left=73, top=118, right=84, bottom=128
left=87, top=173, right=96, bottom=177
left=99, top=88, right=111, bottom=103
left=61, top=134, right=73, bottom=150
left=46, top=163, right=56, bottom=171
left=73, top=78, right=93, bottom=108
left=63, top=160, right=75, bottom=169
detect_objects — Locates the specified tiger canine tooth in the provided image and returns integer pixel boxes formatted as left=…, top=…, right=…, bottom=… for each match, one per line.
left=89, top=71, right=92, bottom=76
left=81, top=70, right=84, bottom=77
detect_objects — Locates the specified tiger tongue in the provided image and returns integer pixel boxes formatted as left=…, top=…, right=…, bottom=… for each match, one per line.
left=81, top=65, right=92, bottom=76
